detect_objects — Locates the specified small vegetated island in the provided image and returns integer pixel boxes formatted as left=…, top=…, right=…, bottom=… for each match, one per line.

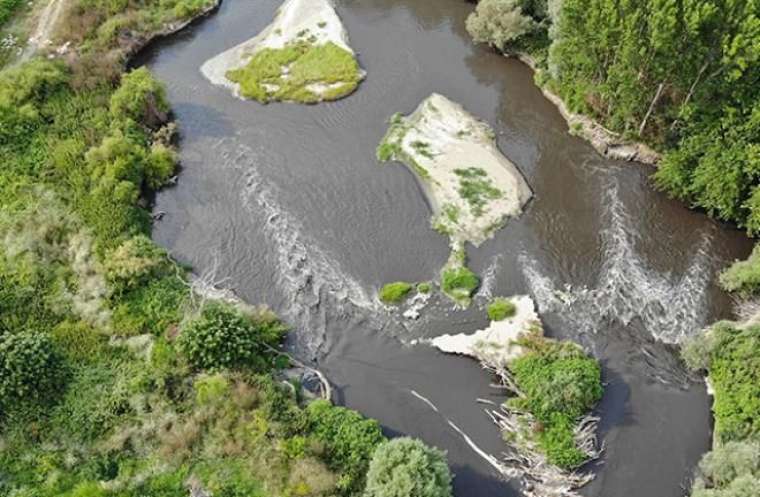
left=377, top=93, right=532, bottom=306
left=433, top=296, right=603, bottom=495
left=201, top=0, right=364, bottom=103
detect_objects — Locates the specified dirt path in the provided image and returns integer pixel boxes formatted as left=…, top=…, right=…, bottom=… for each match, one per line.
left=17, top=0, right=66, bottom=62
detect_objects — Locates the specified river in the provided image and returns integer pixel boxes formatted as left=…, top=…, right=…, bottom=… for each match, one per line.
left=135, top=0, right=754, bottom=495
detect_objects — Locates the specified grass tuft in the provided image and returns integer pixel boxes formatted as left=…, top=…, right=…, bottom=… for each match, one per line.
left=487, top=297, right=516, bottom=321
left=378, top=281, right=414, bottom=304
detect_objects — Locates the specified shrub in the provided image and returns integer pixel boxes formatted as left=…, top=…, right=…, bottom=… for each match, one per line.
left=104, top=235, right=170, bottom=294
left=364, top=437, right=453, bottom=497
left=719, top=245, right=760, bottom=295
left=508, top=336, right=603, bottom=469
left=177, top=302, right=286, bottom=372
left=109, top=67, right=169, bottom=128
left=487, top=297, right=517, bottom=321
left=306, top=400, right=385, bottom=494
left=378, top=282, right=413, bottom=304
left=416, top=282, right=432, bottom=294
left=465, top=0, right=535, bottom=51
left=690, top=441, right=760, bottom=497
left=440, top=265, right=479, bottom=303
left=0, top=332, right=61, bottom=405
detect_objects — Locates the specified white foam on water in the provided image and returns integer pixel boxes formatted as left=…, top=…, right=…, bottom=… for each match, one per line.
left=210, top=136, right=382, bottom=358
left=521, top=180, right=715, bottom=345
left=475, top=254, right=503, bottom=302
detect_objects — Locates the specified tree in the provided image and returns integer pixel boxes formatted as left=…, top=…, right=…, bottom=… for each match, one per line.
left=0, top=332, right=60, bottom=405
left=465, top=0, right=535, bottom=51
left=177, top=302, right=286, bottom=371
left=364, top=437, right=452, bottom=497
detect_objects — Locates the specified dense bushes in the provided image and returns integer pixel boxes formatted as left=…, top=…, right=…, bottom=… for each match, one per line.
left=0, top=332, right=60, bottom=405
left=178, top=302, right=287, bottom=372
left=306, top=400, right=386, bottom=494
left=682, top=249, right=760, bottom=497
left=364, top=438, right=453, bottom=497
left=508, top=335, right=603, bottom=468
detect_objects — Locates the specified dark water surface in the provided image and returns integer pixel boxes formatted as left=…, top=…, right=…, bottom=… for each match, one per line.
left=137, top=0, right=753, bottom=495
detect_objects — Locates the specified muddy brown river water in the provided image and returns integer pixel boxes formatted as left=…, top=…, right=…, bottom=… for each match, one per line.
left=136, top=0, right=754, bottom=495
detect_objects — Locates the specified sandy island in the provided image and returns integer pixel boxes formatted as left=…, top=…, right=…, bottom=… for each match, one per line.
left=430, top=295, right=541, bottom=367
left=200, top=0, right=364, bottom=103
left=378, top=93, right=532, bottom=247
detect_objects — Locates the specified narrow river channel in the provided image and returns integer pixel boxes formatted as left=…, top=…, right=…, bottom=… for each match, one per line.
left=135, top=0, right=754, bottom=495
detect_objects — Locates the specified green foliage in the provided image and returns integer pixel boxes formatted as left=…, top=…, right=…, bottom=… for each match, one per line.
left=178, top=302, right=286, bottom=372
left=306, top=400, right=386, bottom=494
left=508, top=335, right=603, bottom=469
left=364, top=437, right=452, bottom=497
left=465, top=0, right=535, bottom=51
left=0, top=332, right=61, bottom=405
left=690, top=441, right=760, bottom=497
left=416, top=282, right=432, bottom=294
left=110, top=67, right=170, bottom=127
left=104, top=235, right=172, bottom=294
left=487, top=297, right=517, bottom=321
left=0, top=0, right=24, bottom=26
left=111, top=274, right=188, bottom=336
left=465, top=0, right=760, bottom=235
left=440, top=264, right=480, bottom=304
left=719, top=245, right=760, bottom=295
left=226, top=41, right=362, bottom=103
left=378, top=281, right=413, bottom=304
left=694, top=323, right=760, bottom=443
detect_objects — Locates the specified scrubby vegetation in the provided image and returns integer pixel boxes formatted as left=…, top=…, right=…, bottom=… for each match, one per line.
left=364, top=437, right=453, bottom=497
left=441, top=263, right=480, bottom=305
left=681, top=251, right=760, bottom=496
left=226, top=40, right=362, bottom=103
left=0, top=10, right=449, bottom=497
left=378, top=281, right=413, bottom=304
left=465, top=0, right=760, bottom=235
left=506, top=334, right=603, bottom=469
left=487, top=297, right=516, bottom=321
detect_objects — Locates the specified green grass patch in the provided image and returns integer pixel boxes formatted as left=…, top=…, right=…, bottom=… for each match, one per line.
left=378, top=281, right=414, bottom=304
left=454, top=167, right=502, bottom=217
left=410, top=140, right=434, bottom=159
left=226, top=41, right=362, bottom=103
left=507, top=335, right=603, bottom=469
left=487, top=297, right=516, bottom=321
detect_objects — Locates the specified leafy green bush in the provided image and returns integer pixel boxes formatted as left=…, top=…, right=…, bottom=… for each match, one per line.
left=111, top=275, right=188, bottom=336
left=694, top=323, right=760, bottom=443
left=440, top=265, right=479, bottom=303
left=364, top=437, right=452, bottom=497
left=110, top=67, right=169, bottom=128
left=690, top=441, right=760, bottom=497
left=0, top=332, right=61, bottom=405
left=105, top=235, right=171, bottom=294
left=306, top=399, right=386, bottom=494
left=487, top=297, right=517, bottom=321
left=719, top=246, right=760, bottom=295
left=508, top=335, right=603, bottom=469
left=177, top=302, right=286, bottom=372
left=465, top=0, right=535, bottom=51
left=378, top=282, right=413, bottom=304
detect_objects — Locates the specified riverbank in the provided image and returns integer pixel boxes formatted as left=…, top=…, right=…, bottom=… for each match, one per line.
left=509, top=52, right=661, bottom=166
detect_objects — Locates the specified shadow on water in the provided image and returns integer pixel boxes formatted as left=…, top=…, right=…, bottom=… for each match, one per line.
left=136, top=0, right=753, bottom=496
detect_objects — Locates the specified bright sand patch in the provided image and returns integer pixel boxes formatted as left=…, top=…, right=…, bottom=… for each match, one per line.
left=430, top=295, right=542, bottom=367
left=200, top=0, right=363, bottom=102
left=378, top=93, right=532, bottom=247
